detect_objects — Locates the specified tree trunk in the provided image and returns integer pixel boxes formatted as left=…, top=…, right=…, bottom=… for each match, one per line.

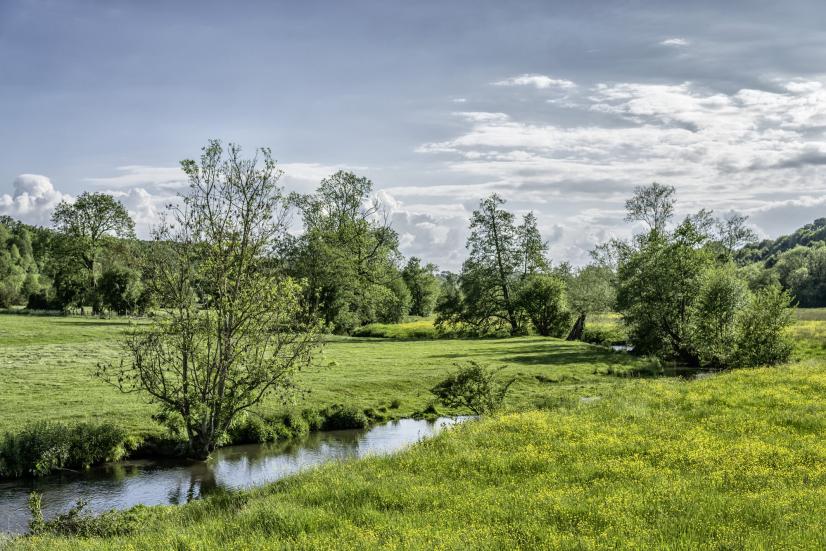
left=567, top=312, right=586, bottom=341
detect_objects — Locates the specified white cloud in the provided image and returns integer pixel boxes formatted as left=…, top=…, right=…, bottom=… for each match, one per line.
left=415, top=77, right=826, bottom=265
left=660, top=38, right=689, bottom=47
left=452, top=97, right=468, bottom=103
left=85, top=165, right=187, bottom=190
left=0, top=174, right=72, bottom=226
left=493, top=74, right=576, bottom=90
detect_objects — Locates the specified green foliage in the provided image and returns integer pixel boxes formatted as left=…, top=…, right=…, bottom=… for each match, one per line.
left=321, top=405, right=369, bottom=430
left=401, top=257, right=440, bottom=317
left=616, top=219, right=715, bottom=362
left=515, top=273, right=571, bottom=337
left=351, top=318, right=439, bottom=339
left=430, top=362, right=514, bottom=415
left=0, top=421, right=130, bottom=478
left=436, top=196, right=552, bottom=336
left=734, top=285, right=795, bottom=367
left=51, top=192, right=136, bottom=314
left=97, top=266, right=148, bottom=315
left=28, top=493, right=139, bottom=537
left=227, top=414, right=277, bottom=444
left=289, top=171, right=405, bottom=333
left=690, top=265, right=749, bottom=367
left=97, top=141, right=322, bottom=459
left=0, top=218, right=47, bottom=307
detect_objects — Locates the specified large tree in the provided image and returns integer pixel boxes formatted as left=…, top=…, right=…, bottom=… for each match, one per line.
left=461, top=194, right=521, bottom=334
left=51, top=192, right=135, bottom=313
left=291, top=171, right=405, bottom=332
left=99, top=141, right=321, bottom=458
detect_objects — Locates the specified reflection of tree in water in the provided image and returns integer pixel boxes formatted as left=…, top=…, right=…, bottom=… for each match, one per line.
left=209, top=429, right=368, bottom=478
left=166, top=465, right=218, bottom=505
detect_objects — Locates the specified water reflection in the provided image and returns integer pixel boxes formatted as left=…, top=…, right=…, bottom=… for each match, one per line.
left=0, top=416, right=468, bottom=535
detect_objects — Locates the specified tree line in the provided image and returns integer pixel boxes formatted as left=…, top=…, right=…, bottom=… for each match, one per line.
left=7, top=140, right=791, bottom=458
left=0, top=171, right=441, bottom=327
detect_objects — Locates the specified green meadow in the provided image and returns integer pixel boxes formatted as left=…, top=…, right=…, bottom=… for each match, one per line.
left=2, top=312, right=825, bottom=549
left=0, top=314, right=645, bottom=436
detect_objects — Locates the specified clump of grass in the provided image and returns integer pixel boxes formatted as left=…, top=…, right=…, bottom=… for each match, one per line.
left=320, top=405, right=369, bottom=430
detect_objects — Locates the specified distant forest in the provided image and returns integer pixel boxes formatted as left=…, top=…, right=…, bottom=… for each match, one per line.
left=737, top=218, right=826, bottom=307
left=1, top=200, right=825, bottom=324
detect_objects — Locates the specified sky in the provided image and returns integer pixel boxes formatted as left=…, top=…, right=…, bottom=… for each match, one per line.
left=2, top=0, right=826, bottom=270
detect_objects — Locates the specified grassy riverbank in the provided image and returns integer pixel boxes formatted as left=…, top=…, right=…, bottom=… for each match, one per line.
left=0, top=314, right=647, bottom=437
left=10, top=357, right=826, bottom=549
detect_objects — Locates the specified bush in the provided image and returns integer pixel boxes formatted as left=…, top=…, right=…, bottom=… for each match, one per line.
left=282, top=412, right=310, bottom=438
left=28, top=492, right=139, bottom=537
left=690, top=266, right=749, bottom=368
left=0, top=421, right=130, bottom=478
left=735, top=285, right=795, bottom=367
left=581, top=324, right=627, bottom=346
left=321, top=405, right=370, bottom=430
left=301, top=408, right=325, bottom=431
left=226, top=414, right=276, bottom=445
left=515, top=274, right=572, bottom=337
left=430, top=362, right=514, bottom=415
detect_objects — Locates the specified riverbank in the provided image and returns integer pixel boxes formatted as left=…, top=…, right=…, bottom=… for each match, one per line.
left=9, top=358, right=825, bottom=549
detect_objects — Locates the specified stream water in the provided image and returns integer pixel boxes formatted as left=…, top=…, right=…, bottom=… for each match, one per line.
left=0, top=416, right=469, bottom=535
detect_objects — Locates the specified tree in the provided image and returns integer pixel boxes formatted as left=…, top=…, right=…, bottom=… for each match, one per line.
left=52, top=193, right=135, bottom=314
left=516, top=212, right=548, bottom=276
left=98, top=266, right=147, bottom=315
left=690, top=265, right=749, bottom=367
left=515, top=274, right=571, bottom=337
left=612, top=185, right=793, bottom=368
left=291, top=171, right=404, bottom=332
left=616, top=217, right=715, bottom=364
left=624, top=182, right=675, bottom=232
left=98, top=141, right=322, bottom=458
left=565, top=264, right=616, bottom=341
left=401, top=257, right=440, bottom=316
left=734, top=285, right=794, bottom=367
left=430, top=362, right=514, bottom=415
left=460, top=194, right=521, bottom=334
left=716, top=213, right=757, bottom=257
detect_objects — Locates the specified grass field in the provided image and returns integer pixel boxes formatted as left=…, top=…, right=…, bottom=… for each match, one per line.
left=3, top=311, right=825, bottom=549
left=0, top=314, right=646, bottom=437
left=11, top=358, right=826, bottom=549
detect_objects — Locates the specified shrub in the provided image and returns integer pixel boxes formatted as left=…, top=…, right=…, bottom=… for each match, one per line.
left=321, top=405, right=369, bottom=430
left=301, top=408, right=325, bottom=431
left=28, top=492, right=139, bottom=537
left=735, top=285, right=795, bottom=367
left=515, top=274, right=572, bottom=337
left=0, top=421, right=130, bottom=478
left=282, top=412, right=310, bottom=438
left=690, top=266, right=749, bottom=368
left=430, top=362, right=514, bottom=415
left=581, top=324, right=627, bottom=346
left=226, top=415, right=275, bottom=445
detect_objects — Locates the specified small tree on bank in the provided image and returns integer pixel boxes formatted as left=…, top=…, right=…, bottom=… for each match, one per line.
left=430, top=362, right=514, bottom=415
left=98, top=141, right=322, bottom=459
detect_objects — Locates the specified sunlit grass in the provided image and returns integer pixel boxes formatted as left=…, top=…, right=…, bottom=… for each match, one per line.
left=0, top=314, right=648, bottom=437
left=15, top=359, right=826, bottom=550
